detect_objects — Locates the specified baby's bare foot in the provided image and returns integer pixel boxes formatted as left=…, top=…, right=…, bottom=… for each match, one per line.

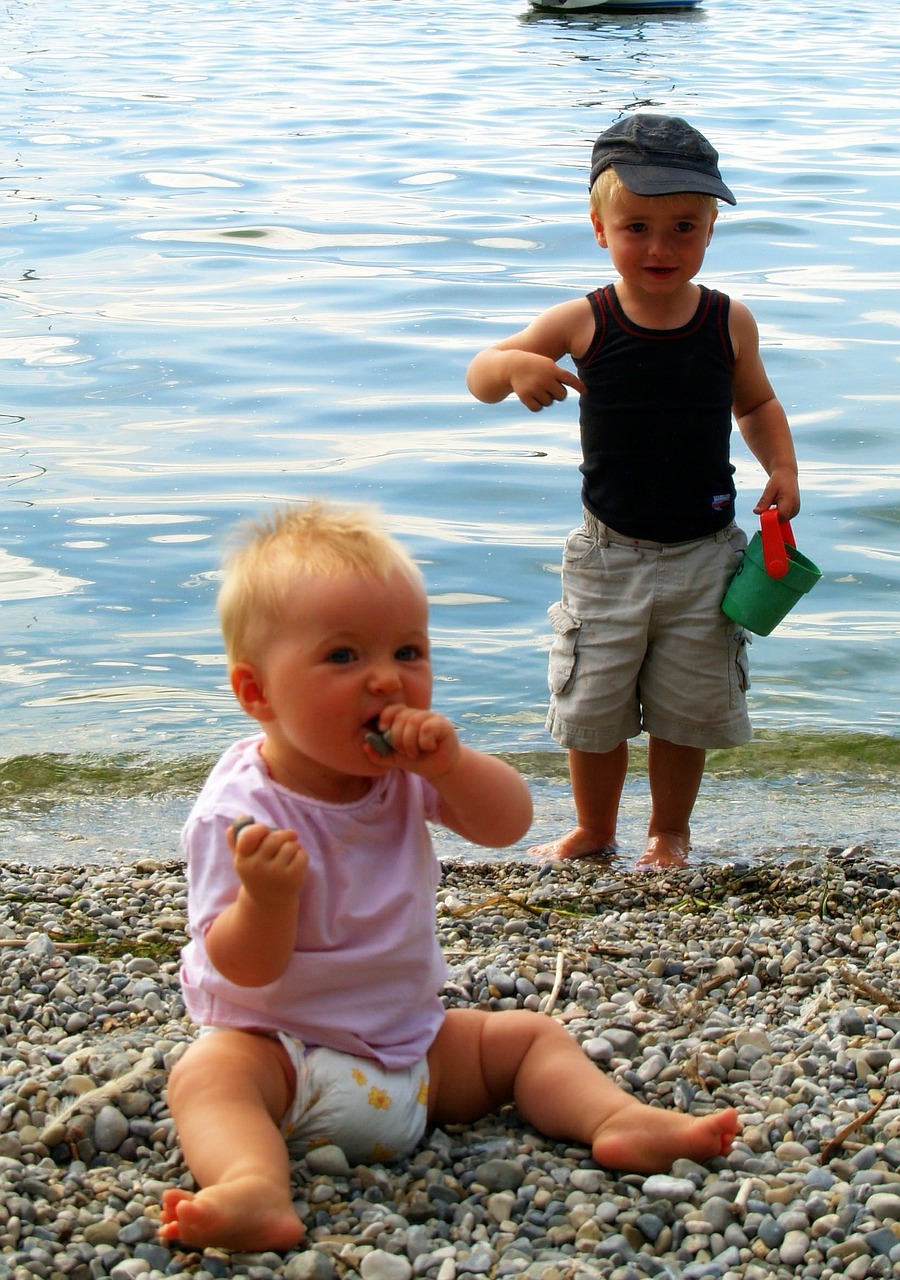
left=160, top=1180, right=304, bottom=1252
left=591, top=1100, right=738, bottom=1173
left=635, top=834, right=690, bottom=872
left=528, top=826, right=617, bottom=862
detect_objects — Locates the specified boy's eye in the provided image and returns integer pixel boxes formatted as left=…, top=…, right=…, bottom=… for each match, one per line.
left=327, top=647, right=356, bottom=665
left=675, top=221, right=695, bottom=233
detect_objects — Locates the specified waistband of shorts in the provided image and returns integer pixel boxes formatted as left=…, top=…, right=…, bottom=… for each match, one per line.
left=581, top=510, right=738, bottom=551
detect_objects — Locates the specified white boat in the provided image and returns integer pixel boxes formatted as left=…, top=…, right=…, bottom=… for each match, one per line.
left=531, top=0, right=702, bottom=13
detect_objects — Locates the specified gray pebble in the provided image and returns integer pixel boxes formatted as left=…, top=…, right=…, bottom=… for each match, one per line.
left=641, top=1175, right=697, bottom=1202
left=304, top=1144, right=351, bottom=1177
left=283, top=1253, right=339, bottom=1280
left=94, top=1104, right=130, bottom=1152
left=360, top=1251, right=413, bottom=1280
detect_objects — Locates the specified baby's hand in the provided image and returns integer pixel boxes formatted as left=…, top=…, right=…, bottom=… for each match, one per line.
left=364, top=708, right=460, bottom=780
left=227, top=816, right=308, bottom=907
left=507, top=351, right=586, bottom=412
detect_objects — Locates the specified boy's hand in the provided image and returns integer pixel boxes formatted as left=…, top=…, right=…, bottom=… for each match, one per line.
left=363, top=707, right=460, bottom=781
left=753, top=467, right=801, bottom=523
left=506, top=351, right=586, bottom=412
left=227, top=818, right=308, bottom=909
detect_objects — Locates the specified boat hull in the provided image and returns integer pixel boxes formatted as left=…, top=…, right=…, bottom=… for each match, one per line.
left=531, top=1, right=702, bottom=13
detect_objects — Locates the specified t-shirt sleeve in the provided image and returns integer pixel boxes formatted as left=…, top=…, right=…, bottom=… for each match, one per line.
left=183, top=811, right=242, bottom=939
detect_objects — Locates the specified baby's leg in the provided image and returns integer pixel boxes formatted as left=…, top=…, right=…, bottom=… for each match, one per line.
left=428, top=1008, right=737, bottom=1173
left=160, top=1029, right=304, bottom=1252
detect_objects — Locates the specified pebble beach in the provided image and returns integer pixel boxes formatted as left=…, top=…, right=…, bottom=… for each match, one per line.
left=1, top=849, right=900, bottom=1280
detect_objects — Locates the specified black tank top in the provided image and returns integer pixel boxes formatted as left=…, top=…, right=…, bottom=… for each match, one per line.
left=575, top=284, right=736, bottom=543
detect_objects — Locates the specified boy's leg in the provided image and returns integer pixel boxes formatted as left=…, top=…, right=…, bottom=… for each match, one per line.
left=528, top=742, right=627, bottom=860
left=636, top=737, right=705, bottom=870
left=428, top=1007, right=737, bottom=1173
left=160, top=1029, right=303, bottom=1252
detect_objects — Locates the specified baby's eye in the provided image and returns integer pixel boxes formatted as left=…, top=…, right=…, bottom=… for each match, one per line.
left=675, top=221, right=696, bottom=233
left=396, top=644, right=424, bottom=662
left=327, top=647, right=356, bottom=665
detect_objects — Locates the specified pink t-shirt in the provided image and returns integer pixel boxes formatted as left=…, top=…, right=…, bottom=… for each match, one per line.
left=179, top=735, right=448, bottom=1069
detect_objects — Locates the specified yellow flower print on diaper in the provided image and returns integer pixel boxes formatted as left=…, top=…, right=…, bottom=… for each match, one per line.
left=351, top=1067, right=368, bottom=1087
left=369, top=1142, right=397, bottom=1162
left=367, top=1086, right=393, bottom=1111
left=416, top=1074, right=428, bottom=1107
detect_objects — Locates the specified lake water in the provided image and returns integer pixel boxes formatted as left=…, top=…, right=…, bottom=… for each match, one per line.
left=1, top=0, right=897, bottom=865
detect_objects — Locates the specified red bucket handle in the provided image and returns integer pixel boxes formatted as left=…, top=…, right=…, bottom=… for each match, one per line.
left=759, top=508, right=795, bottom=579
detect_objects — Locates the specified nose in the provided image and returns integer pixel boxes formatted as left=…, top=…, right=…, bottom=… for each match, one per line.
left=367, top=660, right=403, bottom=694
left=646, top=231, right=668, bottom=258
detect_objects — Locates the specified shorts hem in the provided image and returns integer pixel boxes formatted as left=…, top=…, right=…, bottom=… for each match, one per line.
left=547, top=708, right=752, bottom=753
left=546, top=708, right=639, bottom=754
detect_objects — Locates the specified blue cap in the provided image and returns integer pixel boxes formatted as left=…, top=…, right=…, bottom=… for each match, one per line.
left=590, top=114, right=736, bottom=205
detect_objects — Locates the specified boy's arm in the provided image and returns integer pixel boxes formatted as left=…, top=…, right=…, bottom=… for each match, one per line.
left=205, top=822, right=308, bottom=987
left=730, top=300, right=801, bottom=521
left=466, top=299, right=590, bottom=410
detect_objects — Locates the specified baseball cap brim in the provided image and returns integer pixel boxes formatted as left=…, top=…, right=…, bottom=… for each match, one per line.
left=610, top=161, right=737, bottom=206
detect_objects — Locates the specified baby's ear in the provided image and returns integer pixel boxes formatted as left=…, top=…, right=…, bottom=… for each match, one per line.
left=230, top=662, right=275, bottom=722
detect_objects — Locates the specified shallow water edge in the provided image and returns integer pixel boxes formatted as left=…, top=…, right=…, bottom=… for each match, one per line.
left=2, top=730, right=896, bottom=870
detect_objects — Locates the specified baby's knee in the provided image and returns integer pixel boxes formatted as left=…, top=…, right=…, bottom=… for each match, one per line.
left=167, top=1038, right=213, bottom=1100
left=488, top=1007, right=574, bottom=1056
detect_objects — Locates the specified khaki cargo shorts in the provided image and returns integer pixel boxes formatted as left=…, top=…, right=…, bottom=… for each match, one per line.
left=545, top=513, right=752, bottom=753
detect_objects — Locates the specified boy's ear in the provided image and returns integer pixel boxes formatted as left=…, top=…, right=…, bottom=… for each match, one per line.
left=590, top=208, right=609, bottom=248
left=706, top=207, right=718, bottom=245
left=230, top=661, right=276, bottom=723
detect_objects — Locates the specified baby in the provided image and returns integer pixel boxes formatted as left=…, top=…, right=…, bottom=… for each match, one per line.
left=160, top=500, right=738, bottom=1251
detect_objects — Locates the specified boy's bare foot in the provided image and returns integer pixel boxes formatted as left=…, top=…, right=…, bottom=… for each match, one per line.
left=635, top=834, right=689, bottom=872
left=528, top=825, right=617, bottom=861
left=160, top=1179, right=305, bottom=1252
left=591, top=1100, right=738, bottom=1173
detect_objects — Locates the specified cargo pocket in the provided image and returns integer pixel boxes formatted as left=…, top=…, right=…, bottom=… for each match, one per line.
left=729, top=625, right=751, bottom=705
left=546, top=602, right=581, bottom=696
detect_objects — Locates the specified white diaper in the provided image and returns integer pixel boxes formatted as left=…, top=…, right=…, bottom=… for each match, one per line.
left=276, top=1034, right=430, bottom=1165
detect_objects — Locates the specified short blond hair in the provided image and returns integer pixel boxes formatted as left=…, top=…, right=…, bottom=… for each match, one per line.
left=217, top=501, right=424, bottom=665
left=590, top=167, right=718, bottom=218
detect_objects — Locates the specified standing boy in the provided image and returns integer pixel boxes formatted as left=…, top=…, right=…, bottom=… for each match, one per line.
left=467, top=114, right=800, bottom=870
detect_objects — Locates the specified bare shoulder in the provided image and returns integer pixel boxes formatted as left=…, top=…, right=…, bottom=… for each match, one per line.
left=727, top=296, right=761, bottom=360
left=496, top=295, right=594, bottom=361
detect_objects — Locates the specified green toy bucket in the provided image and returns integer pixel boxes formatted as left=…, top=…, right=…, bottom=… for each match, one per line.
left=722, top=511, right=821, bottom=636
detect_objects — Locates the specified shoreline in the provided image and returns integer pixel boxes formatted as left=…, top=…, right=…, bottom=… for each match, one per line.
left=2, top=732, right=897, bottom=871
left=1, top=851, right=899, bottom=1279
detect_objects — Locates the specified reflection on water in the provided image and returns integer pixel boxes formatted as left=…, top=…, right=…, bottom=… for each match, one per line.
left=1, top=2, right=898, bottom=851
left=0, top=547, right=89, bottom=600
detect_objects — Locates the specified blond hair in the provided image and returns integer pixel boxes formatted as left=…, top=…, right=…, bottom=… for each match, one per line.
left=217, top=501, right=424, bottom=665
left=590, top=167, right=718, bottom=218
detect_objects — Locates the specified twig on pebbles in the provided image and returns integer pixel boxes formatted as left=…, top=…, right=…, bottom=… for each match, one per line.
left=819, top=1094, right=887, bottom=1163
left=540, top=949, right=565, bottom=1014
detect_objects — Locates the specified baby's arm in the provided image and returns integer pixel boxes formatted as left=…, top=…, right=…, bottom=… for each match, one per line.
left=204, top=820, right=308, bottom=987
left=366, top=707, right=532, bottom=848
left=730, top=300, right=800, bottom=521
left=466, top=299, right=590, bottom=411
